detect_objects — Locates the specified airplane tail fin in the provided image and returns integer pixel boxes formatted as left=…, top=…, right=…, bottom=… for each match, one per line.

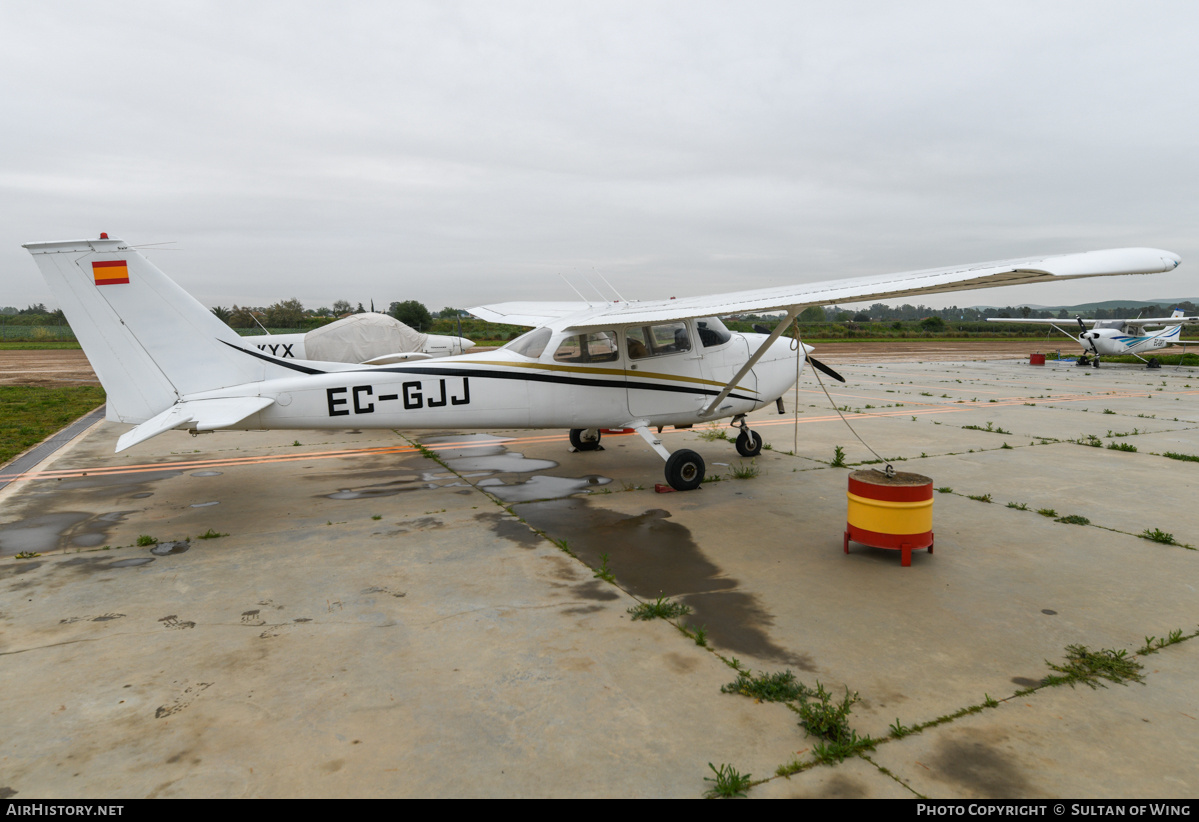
left=1172, top=308, right=1185, bottom=319
left=24, top=235, right=283, bottom=424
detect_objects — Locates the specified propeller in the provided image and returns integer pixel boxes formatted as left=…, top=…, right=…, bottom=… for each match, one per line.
left=1076, top=316, right=1100, bottom=356
left=807, top=354, right=846, bottom=383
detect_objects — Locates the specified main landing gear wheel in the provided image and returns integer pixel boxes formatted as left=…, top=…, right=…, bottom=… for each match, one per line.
left=735, top=428, right=762, bottom=457
left=665, top=449, right=705, bottom=491
left=569, top=428, right=603, bottom=451
left=1147, top=357, right=1161, bottom=369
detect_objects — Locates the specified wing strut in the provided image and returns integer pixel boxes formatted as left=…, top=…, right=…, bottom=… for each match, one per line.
left=698, top=307, right=800, bottom=419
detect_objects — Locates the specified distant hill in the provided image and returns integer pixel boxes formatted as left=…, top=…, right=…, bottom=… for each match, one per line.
left=971, top=299, right=1199, bottom=313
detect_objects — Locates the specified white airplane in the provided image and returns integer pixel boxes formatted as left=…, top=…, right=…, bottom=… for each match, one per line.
left=986, top=309, right=1198, bottom=367
left=245, top=312, right=473, bottom=365
left=26, top=235, right=1180, bottom=490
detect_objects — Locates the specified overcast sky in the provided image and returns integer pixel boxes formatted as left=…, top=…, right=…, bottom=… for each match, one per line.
left=3, top=1, right=1197, bottom=314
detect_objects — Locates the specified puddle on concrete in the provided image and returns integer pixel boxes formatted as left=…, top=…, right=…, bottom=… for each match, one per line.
left=326, top=479, right=433, bottom=499
left=43, top=471, right=183, bottom=500
left=190, top=501, right=220, bottom=508
left=150, top=541, right=190, bottom=556
left=419, top=433, right=557, bottom=475
left=0, top=511, right=133, bottom=556
left=445, top=453, right=558, bottom=474
left=110, top=557, right=155, bottom=567
left=191, top=471, right=223, bottom=477
left=60, top=556, right=156, bottom=573
left=474, top=512, right=543, bottom=548
left=484, top=474, right=611, bottom=503
left=515, top=499, right=812, bottom=668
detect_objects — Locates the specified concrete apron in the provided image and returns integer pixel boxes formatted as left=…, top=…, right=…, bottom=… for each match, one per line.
left=0, top=356, right=1197, bottom=798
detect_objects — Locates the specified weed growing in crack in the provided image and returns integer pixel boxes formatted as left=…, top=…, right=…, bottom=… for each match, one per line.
left=627, top=596, right=691, bottom=621
left=593, top=553, right=615, bottom=583
left=703, top=762, right=752, bottom=798
left=1138, top=629, right=1191, bottom=655
left=1042, top=645, right=1144, bottom=689
left=721, top=669, right=806, bottom=702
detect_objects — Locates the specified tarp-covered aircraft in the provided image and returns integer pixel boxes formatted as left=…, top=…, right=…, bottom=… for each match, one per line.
left=26, top=235, right=1180, bottom=489
left=248, top=312, right=473, bottom=365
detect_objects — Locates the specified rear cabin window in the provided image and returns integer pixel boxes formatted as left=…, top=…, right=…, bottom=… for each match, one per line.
left=552, top=330, right=620, bottom=364
left=626, top=322, right=691, bottom=360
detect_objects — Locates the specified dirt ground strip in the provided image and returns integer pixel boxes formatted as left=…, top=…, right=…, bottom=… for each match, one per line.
left=0, top=350, right=98, bottom=387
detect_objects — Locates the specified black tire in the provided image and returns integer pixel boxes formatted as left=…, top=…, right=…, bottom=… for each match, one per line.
left=665, top=449, right=705, bottom=491
left=735, top=429, right=762, bottom=457
left=569, top=428, right=602, bottom=451
left=1148, top=358, right=1161, bottom=369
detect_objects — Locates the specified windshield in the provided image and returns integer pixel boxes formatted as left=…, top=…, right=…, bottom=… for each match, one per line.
left=503, top=327, right=552, bottom=359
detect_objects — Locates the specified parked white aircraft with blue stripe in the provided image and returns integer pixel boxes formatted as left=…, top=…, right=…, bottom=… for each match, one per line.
left=987, top=309, right=1197, bottom=367
left=25, top=234, right=1180, bottom=489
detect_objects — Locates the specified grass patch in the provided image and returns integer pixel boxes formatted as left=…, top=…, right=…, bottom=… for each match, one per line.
left=703, top=762, right=752, bottom=799
left=1006, top=502, right=1028, bottom=510
left=830, top=445, right=847, bottom=467
left=936, top=486, right=953, bottom=494
left=721, top=669, right=806, bottom=702
left=698, top=426, right=733, bottom=443
left=1054, top=514, right=1091, bottom=526
left=730, top=460, right=759, bottom=479
left=1138, top=628, right=1193, bottom=655
left=1037, top=508, right=1057, bottom=517
left=195, top=529, right=227, bottom=540
left=0, top=385, right=106, bottom=465
left=967, top=493, right=992, bottom=503
left=135, top=535, right=157, bottom=546
left=1160, top=451, right=1199, bottom=463
left=627, top=596, right=691, bottom=621
left=1107, top=441, right=1137, bottom=452
left=593, top=553, right=615, bottom=582
left=1138, top=528, right=1192, bottom=548
left=1042, top=645, right=1144, bottom=689
left=962, top=421, right=1011, bottom=434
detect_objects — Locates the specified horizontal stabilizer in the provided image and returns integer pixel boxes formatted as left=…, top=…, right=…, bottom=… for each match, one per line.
left=116, top=396, right=275, bottom=452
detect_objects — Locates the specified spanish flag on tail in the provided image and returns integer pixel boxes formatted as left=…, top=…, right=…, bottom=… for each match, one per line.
left=92, top=260, right=129, bottom=285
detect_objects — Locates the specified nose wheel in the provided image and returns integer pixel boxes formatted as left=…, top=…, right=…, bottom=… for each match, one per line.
left=569, top=428, right=603, bottom=451
left=732, top=416, right=762, bottom=457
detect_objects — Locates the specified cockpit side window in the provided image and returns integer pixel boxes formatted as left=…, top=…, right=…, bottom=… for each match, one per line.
left=552, top=330, right=620, bottom=364
left=505, top=327, right=552, bottom=359
left=626, top=322, right=692, bottom=360
left=696, top=316, right=732, bottom=347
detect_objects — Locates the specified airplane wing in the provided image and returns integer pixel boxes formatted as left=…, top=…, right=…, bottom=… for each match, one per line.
left=987, top=315, right=1199, bottom=326
left=985, top=317, right=1096, bottom=325
left=467, top=301, right=593, bottom=326
left=469, top=248, right=1179, bottom=332
left=1120, top=315, right=1199, bottom=327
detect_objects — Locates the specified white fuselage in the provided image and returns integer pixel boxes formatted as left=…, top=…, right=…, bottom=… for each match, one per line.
left=1079, top=324, right=1182, bottom=357
left=191, top=327, right=800, bottom=433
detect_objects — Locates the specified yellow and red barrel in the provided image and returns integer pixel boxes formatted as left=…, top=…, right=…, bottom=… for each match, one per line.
left=845, top=470, right=934, bottom=567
